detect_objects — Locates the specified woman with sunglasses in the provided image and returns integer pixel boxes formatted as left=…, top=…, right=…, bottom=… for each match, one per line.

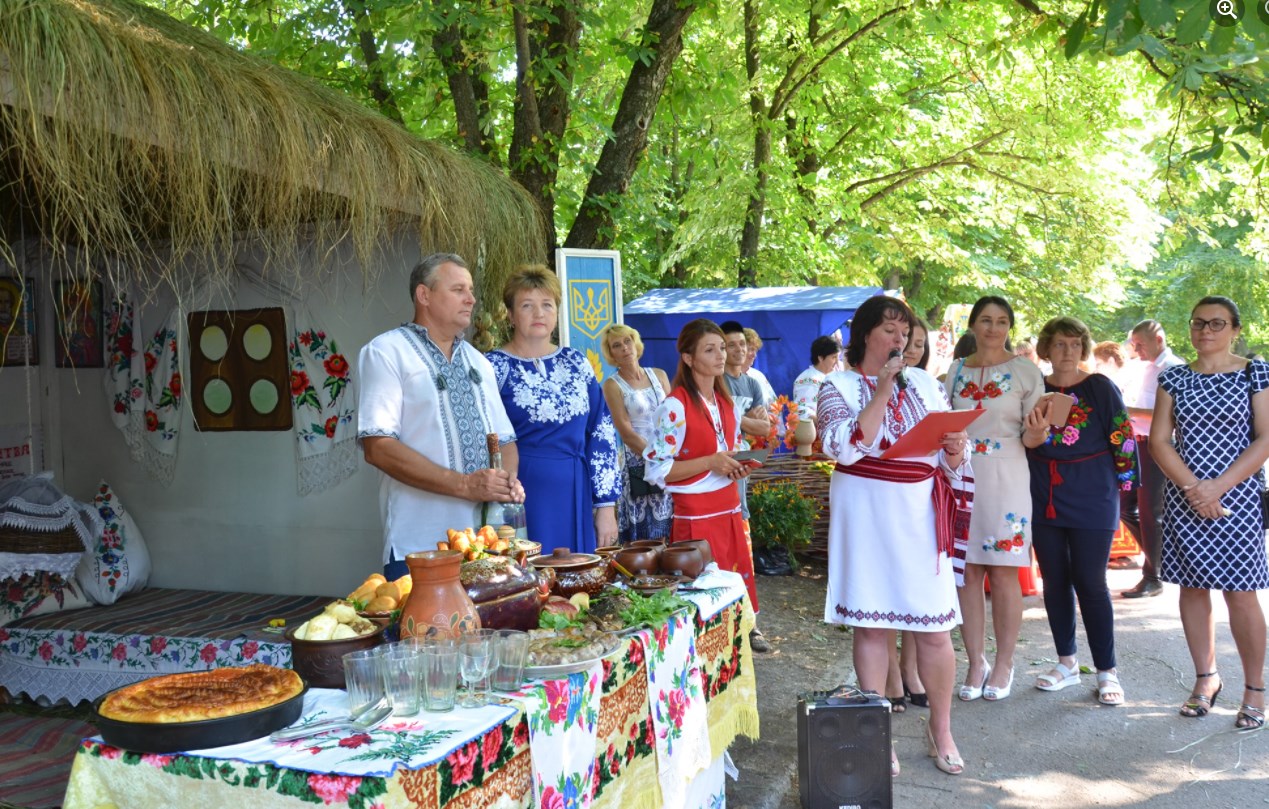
left=1151, top=296, right=1269, bottom=731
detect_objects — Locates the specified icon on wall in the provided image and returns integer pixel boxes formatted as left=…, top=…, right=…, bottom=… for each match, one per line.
left=0, top=277, right=38, bottom=367
left=54, top=280, right=104, bottom=368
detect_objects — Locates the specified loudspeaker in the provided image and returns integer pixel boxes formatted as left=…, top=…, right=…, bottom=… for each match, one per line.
left=797, top=689, right=892, bottom=809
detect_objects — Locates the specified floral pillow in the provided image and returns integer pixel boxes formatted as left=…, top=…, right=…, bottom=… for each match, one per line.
left=75, top=481, right=151, bottom=605
left=1, top=572, right=92, bottom=627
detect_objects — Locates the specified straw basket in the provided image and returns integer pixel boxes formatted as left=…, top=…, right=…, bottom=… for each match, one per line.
left=0, top=525, right=86, bottom=556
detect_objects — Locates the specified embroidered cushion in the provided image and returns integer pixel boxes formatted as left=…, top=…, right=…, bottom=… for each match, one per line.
left=75, top=481, right=151, bottom=605
left=1, top=572, right=92, bottom=627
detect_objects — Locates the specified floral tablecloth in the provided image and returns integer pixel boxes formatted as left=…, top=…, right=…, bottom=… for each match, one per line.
left=62, top=581, right=758, bottom=809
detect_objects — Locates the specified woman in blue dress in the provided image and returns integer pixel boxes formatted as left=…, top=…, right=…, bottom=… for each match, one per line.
left=488, top=266, right=620, bottom=553
left=1151, top=296, right=1269, bottom=731
left=1024, top=316, right=1138, bottom=706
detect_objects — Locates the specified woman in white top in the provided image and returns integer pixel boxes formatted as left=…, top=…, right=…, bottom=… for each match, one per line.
left=601, top=323, right=673, bottom=543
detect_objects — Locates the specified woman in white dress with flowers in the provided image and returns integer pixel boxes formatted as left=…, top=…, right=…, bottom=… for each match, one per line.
left=946, top=296, right=1045, bottom=702
left=817, top=295, right=971, bottom=776
left=488, top=267, right=621, bottom=553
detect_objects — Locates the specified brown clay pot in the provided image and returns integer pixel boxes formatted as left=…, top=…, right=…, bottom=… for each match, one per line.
left=287, top=623, right=386, bottom=689
left=399, top=550, right=482, bottom=640
left=671, top=539, right=715, bottom=568
left=660, top=545, right=705, bottom=578
left=461, top=556, right=542, bottom=631
left=528, top=548, right=608, bottom=598
left=614, top=546, right=659, bottom=575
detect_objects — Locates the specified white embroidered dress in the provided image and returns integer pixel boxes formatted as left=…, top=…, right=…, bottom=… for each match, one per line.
left=816, top=368, right=965, bottom=632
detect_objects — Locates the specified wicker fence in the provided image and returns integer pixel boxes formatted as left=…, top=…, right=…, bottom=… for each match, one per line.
left=750, top=452, right=832, bottom=561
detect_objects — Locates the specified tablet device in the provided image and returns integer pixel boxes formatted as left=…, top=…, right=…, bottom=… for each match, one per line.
left=733, top=448, right=771, bottom=465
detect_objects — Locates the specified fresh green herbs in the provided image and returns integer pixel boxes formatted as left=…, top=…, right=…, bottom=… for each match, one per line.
left=538, top=609, right=587, bottom=632
left=618, top=588, right=692, bottom=628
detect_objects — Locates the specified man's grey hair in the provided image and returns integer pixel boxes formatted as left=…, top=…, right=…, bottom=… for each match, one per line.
left=409, top=252, right=468, bottom=299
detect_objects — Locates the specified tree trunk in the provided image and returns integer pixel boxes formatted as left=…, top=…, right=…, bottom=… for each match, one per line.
left=509, top=2, right=581, bottom=251
left=347, top=0, right=404, bottom=125
left=737, top=0, right=766, bottom=287
left=431, top=22, right=498, bottom=160
left=564, top=0, right=697, bottom=250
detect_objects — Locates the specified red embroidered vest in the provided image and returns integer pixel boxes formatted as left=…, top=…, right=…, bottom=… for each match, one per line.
left=666, top=387, right=738, bottom=487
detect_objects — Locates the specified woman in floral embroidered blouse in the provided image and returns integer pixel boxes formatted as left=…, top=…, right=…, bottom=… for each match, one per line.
left=488, top=267, right=621, bottom=553
left=1024, top=317, right=1138, bottom=706
left=946, top=296, right=1045, bottom=703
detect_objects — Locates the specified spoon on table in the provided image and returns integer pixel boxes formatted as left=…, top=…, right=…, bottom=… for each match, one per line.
left=270, top=699, right=392, bottom=743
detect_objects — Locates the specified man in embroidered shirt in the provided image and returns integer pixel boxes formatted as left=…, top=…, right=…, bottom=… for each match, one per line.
left=358, top=253, right=524, bottom=579
left=1120, top=319, right=1185, bottom=599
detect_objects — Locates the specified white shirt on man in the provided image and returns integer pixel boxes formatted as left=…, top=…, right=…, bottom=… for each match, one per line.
left=1137, top=347, right=1185, bottom=410
left=357, top=323, right=515, bottom=564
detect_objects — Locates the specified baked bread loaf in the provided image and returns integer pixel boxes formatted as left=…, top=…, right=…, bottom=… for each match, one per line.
left=99, top=665, right=304, bottom=723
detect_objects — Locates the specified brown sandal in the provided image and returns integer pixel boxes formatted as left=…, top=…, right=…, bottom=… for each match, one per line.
left=1179, top=672, right=1221, bottom=718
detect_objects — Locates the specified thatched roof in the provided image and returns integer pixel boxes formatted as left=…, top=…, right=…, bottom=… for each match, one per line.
left=0, top=0, right=544, bottom=304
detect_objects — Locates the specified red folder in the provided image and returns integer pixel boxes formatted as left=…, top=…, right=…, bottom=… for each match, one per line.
left=880, top=410, right=986, bottom=459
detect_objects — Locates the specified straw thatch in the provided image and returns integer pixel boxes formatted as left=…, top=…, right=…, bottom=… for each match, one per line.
left=0, top=0, right=545, bottom=308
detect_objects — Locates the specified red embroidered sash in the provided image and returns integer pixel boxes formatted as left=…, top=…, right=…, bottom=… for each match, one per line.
left=1033, top=450, right=1109, bottom=520
left=835, top=457, right=956, bottom=565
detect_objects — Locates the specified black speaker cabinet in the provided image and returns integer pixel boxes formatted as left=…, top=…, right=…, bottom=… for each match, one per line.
left=797, top=689, right=892, bottom=809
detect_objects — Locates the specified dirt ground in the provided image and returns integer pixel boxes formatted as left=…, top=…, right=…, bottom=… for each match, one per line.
left=726, top=559, right=1268, bottom=808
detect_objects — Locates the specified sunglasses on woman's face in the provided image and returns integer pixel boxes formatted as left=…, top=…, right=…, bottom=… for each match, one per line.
left=1188, top=318, right=1229, bottom=333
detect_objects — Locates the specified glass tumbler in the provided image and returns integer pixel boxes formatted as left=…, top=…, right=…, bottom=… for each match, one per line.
left=419, top=638, right=460, bottom=713
left=342, top=648, right=385, bottom=717
left=491, top=629, right=530, bottom=692
left=378, top=642, right=421, bottom=717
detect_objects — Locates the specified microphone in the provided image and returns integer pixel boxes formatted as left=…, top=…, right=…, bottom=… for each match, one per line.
left=888, top=349, right=908, bottom=391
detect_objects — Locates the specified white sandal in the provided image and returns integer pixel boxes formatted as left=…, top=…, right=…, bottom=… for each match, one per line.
left=1036, top=660, right=1081, bottom=692
left=1096, top=670, right=1125, bottom=707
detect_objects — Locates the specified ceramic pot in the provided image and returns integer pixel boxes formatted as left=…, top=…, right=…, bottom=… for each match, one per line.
left=529, top=548, right=608, bottom=598
left=614, top=546, right=659, bottom=575
left=671, top=538, right=715, bottom=568
left=461, top=556, right=542, bottom=631
left=286, top=623, right=386, bottom=689
left=794, top=418, right=817, bottom=457
left=660, top=545, right=705, bottom=578
left=399, top=550, right=482, bottom=640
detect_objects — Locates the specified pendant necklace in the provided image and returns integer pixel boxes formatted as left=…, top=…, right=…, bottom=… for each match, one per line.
left=698, top=391, right=727, bottom=449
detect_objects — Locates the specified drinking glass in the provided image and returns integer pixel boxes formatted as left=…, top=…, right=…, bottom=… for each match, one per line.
left=491, top=629, right=530, bottom=692
left=342, top=648, right=385, bottom=717
left=459, top=631, right=496, bottom=708
left=378, top=642, right=421, bottom=717
left=419, top=638, right=459, bottom=713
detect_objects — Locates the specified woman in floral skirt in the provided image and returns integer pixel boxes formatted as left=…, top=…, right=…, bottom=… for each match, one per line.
left=946, top=295, right=1045, bottom=702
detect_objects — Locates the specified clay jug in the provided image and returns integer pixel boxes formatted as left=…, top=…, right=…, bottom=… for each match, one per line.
left=399, top=550, right=481, bottom=640
left=794, top=418, right=817, bottom=457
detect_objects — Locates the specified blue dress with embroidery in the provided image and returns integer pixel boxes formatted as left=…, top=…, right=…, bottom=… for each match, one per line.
left=488, top=347, right=621, bottom=553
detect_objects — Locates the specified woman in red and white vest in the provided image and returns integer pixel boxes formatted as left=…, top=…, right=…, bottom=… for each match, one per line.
left=643, top=319, right=766, bottom=649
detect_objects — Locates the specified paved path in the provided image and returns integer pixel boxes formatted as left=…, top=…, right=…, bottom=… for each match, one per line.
left=728, top=563, right=1268, bottom=808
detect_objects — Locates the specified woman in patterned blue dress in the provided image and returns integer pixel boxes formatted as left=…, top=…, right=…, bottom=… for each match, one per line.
left=488, top=267, right=621, bottom=554
left=1151, top=296, right=1269, bottom=731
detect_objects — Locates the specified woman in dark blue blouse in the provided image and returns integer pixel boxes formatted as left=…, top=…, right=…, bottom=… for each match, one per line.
left=1024, top=317, right=1139, bottom=706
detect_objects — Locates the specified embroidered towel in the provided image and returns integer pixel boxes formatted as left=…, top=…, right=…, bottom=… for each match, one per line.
left=644, top=610, right=711, bottom=807
left=104, top=292, right=181, bottom=485
left=522, top=662, right=603, bottom=809
left=288, top=327, right=357, bottom=496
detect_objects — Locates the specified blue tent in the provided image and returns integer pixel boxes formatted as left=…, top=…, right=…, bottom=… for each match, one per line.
left=623, top=286, right=883, bottom=398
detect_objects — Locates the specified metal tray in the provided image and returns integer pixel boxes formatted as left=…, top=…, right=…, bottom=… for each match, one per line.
left=523, top=635, right=623, bottom=679
left=93, top=679, right=309, bottom=753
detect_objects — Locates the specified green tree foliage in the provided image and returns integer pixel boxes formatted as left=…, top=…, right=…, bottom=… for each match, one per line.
left=142, top=0, right=1265, bottom=347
